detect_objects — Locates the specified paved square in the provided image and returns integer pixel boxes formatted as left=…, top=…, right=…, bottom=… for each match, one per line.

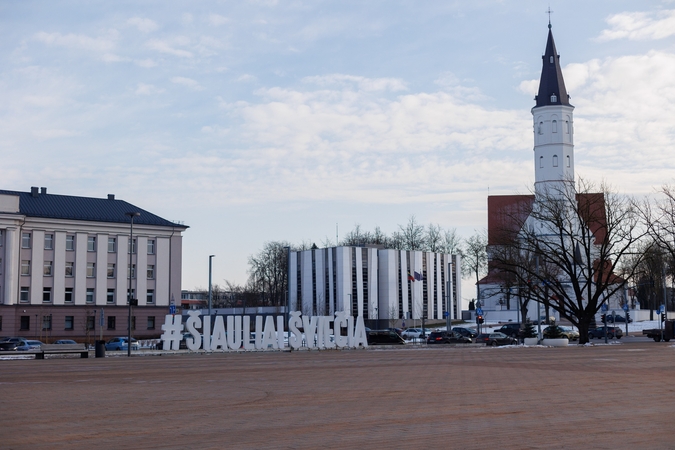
left=1, top=342, right=674, bottom=449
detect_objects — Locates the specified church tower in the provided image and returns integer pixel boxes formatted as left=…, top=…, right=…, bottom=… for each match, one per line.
left=532, top=24, right=574, bottom=198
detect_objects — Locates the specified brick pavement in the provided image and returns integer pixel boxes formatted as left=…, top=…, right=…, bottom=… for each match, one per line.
left=1, top=342, right=674, bottom=449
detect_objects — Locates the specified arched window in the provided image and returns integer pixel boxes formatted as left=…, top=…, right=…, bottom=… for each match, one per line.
left=550, top=93, right=557, bottom=103
left=552, top=120, right=557, bottom=133
left=565, top=120, right=570, bottom=134
left=538, top=122, right=543, bottom=135
left=550, top=56, right=554, bottom=63
left=540, top=156, right=544, bottom=168
left=566, top=155, right=570, bottom=167
left=553, top=155, right=558, bottom=167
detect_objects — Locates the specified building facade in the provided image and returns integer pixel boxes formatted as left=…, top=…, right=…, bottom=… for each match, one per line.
left=289, top=246, right=461, bottom=326
left=0, top=187, right=187, bottom=341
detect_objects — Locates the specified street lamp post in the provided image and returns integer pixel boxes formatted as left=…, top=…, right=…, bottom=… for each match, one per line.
left=208, top=255, right=215, bottom=319
left=125, top=211, right=140, bottom=357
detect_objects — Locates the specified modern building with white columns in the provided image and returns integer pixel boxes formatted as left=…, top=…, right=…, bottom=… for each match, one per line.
left=0, top=187, right=187, bottom=341
left=289, top=246, right=461, bottom=325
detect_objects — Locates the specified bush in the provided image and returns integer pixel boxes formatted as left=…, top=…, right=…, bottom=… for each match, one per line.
left=522, top=320, right=537, bottom=338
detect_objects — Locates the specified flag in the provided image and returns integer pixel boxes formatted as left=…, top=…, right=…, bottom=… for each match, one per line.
left=414, top=271, right=425, bottom=281
left=407, top=271, right=415, bottom=281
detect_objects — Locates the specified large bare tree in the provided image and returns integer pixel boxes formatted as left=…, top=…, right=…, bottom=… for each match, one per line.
left=490, top=178, right=646, bottom=343
left=463, top=231, right=488, bottom=305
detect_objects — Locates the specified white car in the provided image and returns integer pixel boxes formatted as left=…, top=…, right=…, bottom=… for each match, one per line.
left=400, top=328, right=432, bottom=340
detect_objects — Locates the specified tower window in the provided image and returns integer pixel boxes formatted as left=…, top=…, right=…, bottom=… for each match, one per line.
left=566, top=120, right=570, bottom=134
left=567, top=155, right=570, bottom=167
left=538, top=122, right=543, bottom=135
left=553, top=155, right=558, bottom=167
left=550, top=56, right=554, bottom=63
left=550, top=93, right=557, bottom=103
left=552, top=120, right=557, bottom=133
left=540, top=156, right=544, bottom=168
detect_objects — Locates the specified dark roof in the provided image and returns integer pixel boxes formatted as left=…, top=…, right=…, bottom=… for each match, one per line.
left=535, top=26, right=572, bottom=107
left=0, top=188, right=187, bottom=228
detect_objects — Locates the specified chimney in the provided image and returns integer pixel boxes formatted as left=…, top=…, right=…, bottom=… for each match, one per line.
left=107, top=194, right=115, bottom=200
left=30, top=187, right=39, bottom=197
left=40, top=187, right=47, bottom=195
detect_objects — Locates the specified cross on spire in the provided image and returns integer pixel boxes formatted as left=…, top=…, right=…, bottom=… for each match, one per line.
left=547, top=6, right=553, bottom=29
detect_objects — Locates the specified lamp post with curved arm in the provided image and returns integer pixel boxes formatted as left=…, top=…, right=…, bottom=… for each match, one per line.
left=125, top=212, right=140, bottom=357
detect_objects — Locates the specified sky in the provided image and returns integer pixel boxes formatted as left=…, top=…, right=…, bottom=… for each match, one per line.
left=2, top=1, right=675, bottom=306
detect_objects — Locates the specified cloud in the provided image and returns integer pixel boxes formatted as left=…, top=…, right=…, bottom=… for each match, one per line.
left=302, top=74, right=407, bottom=92
left=135, top=58, right=157, bottom=68
left=32, top=129, right=81, bottom=140
left=170, top=76, right=204, bottom=90
left=135, top=83, right=164, bottom=95
left=236, top=74, right=257, bottom=82
left=208, top=14, right=230, bottom=26
left=146, top=38, right=193, bottom=58
left=597, top=9, right=675, bottom=41
left=34, top=31, right=116, bottom=53
left=127, top=17, right=159, bottom=33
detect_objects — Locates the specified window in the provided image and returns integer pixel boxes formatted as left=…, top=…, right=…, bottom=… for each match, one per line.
left=65, top=288, right=73, bottom=303
left=22, top=232, right=31, bottom=248
left=146, top=289, right=154, bottom=304
left=552, top=120, right=557, bottom=133
left=147, top=316, right=155, bottom=330
left=550, top=55, right=554, bottom=63
left=87, top=263, right=95, bottom=277
left=20, top=287, right=29, bottom=303
left=538, top=122, right=543, bottom=135
left=107, top=316, right=116, bottom=330
left=147, top=239, right=155, bottom=254
left=66, top=235, right=74, bottom=251
left=21, top=260, right=30, bottom=276
left=65, top=262, right=74, bottom=277
left=551, top=93, right=557, bottom=103
left=44, top=234, right=53, bottom=250
left=86, top=288, right=94, bottom=304
left=65, top=316, right=74, bottom=330
left=128, top=264, right=135, bottom=279
left=87, top=236, right=96, bottom=252
left=147, top=265, right=154, bottom=279
left=86, top=316, right=95, bottom=330
left=107, top=289, right=115, bottom=304
left=44, top=261, right=53, bottom=276
left=107, top=263, right=115, bottom=278
left=567, top=155, right=571, bottom=167
left=20, top=316, right=30, bottom=330
left=42, top=315, right=52, bottom=330
left=566, top=120, right=570, bottom=134
left=539, top=156, right=544, bottom=168
left=43, top=287, right=52, bottom=303
left=108, top=237, right=116, bottom=253
left=553, top=155, right=558, bottom=167
left=128, top=238, right=136, bottom=254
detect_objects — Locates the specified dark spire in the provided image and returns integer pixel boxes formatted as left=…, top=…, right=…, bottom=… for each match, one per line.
left=535, top=26, right=571, bottom=107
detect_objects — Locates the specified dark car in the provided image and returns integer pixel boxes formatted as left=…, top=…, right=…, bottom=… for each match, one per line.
left=475, top=332, right=518, bottom=347
left=543, top=326, right=579, bottom=341
left=588, top=326, right=623, bottom=339
left=426, top=331, right=472, bottom=344
left=604, top=315, right=632, bottom=323
left=386, top=327, right=403, bottom=336
left=366, top=330, right=406, bottom=345
left=54, top=339, right=78, bottom=345
left=452, top=327, right=478, bottom=338
left=0, top=337, right=31, bottom=351
left=105, top=337, right=140, bottom=351
left=496, top=323, right=522, bottom=338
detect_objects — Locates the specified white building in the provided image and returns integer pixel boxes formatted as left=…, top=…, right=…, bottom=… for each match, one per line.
left=289, top=246, right=461, bottom=326
left=0, top=187, right=187, bottom=340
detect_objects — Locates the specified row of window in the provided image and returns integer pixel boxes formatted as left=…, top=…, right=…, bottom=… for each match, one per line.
left=18, top=233, right=155, bottom=254
left=539, top=154, right=571, bottom=168
left=20, top=261, right=155, bottom=279
left=19, top=286, right=155, bottom=304
left=537, top=119, right=571, bottom=135
left=12, top=315, right=156, bottom=331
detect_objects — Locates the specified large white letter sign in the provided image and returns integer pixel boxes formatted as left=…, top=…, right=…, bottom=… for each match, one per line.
left=243, top=317, right=255, bottom=350
left=302, top=315, right=320, bottom=349
left=185, top=311, right=202, bottom=351
left=210, top=315, right=228, bottom=351
left=288, top=312, right=302, bottom=349
left=333, top=311, right=348, bottom=348
left=353, top=315, right=368, bottom=348
left=262, top=316, right=278, bottom=350
left=226, top=315, right=242, bottom=350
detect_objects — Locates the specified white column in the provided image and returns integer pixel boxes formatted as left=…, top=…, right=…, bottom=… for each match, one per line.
left=116, top=235, right=128, bottom=306
left=301, top=250, right=313, bottom=315
left=315, top=248, right=325, bottom=315
left=74, top=233, right=88, bottom=304
left=400, top=250, right=409, bottom=319
left=136, top=236, right=148, bottom=305
left=53, top=231, right=66, bottom=305
left=367, top=247, right=378, bottom=319
left=355, top=248, right=364, bottom=317
left=30, top=230, right=44, bottom=304
left=289, top=251, right=298, bottom=311
left=4, top=228, right=18, bottom=305
left=327, top=248, right=334, bottom=315
left=95, top=233, right=107, bottom=305
left=155, top=237, right=169, bottom=307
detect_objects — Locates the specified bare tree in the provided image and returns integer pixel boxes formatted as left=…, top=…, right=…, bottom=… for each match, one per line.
left=398, top=215, right=426, bottom=250
left=425, top=224, right=443, bottom=252
left=442, top=228, right=463, bottom=255
left=248, top=241, right=291, bottom=307
left=463, top=231, right=488, bottom=306
left=490, top=178, right=646, bottom=343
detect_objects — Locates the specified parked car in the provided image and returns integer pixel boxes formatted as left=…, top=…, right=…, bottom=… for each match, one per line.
left=366, top=330, right=406, bottom=345
left=452, top=327, right=478, bottom=338
left=105, top=337, right=140, bottom=351
left=496, top=323, right=522, bottom=338
left=0, top=337, right=31, bottom=351
left=543, top=326, right=579, bottom=341
left=605, top=315, right=632, bottom=323
left=426, top=331, right=472, bottom=344
left=588, top=327, right=623, bottom=340
left=400, top=328, right=432, bottom=339
left=474, top=332, right=518, bottom=347
left=54, top=339, right=78, bottom=345
left=25, top=340, right=44, bottom=350
left=385, top=327, right=403, bottom=336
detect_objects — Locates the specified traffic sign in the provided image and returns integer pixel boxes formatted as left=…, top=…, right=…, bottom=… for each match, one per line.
left=622, top=303, right=629, bottom=312
left=658, top=305, right=665, bottom=314
left=443, top=311, right=449, bottom=318
left=476, top=307, right=483, bottom=315
left=601, top=303, right=608, bottom=312
left=169, top=304, right=176, bottom=315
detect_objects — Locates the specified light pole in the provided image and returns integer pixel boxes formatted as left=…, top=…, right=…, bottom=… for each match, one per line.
left=208, top=255, right=215, bottom=319
left=125, top=211, right=140, bottom=357
left=284, top=246, right=290, bottom=346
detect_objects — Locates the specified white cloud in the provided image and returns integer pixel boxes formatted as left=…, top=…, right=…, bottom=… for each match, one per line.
left=127, top=17, right=159, bottom=33
left=598, top=9, right=675, bottom=41
left=146, top=38, right=193, bottom=58
left=135, top=58, right=157, bottom=68
left=302, top=74, right=407, bottom=92
left=170, top=76, right=204, bottom=90
left=236, top=74, right=257, bottom=82
left=34, top=31, right=116, bottom=52
left=208, top=14, right=230, bottom=26
left=135, top=83, right=164, bottom=95
left=32, top=129, right=81, bottom=140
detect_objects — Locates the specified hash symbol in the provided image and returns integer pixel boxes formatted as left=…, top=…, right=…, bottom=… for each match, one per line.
left=160, top=314, right=184, bottom=350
